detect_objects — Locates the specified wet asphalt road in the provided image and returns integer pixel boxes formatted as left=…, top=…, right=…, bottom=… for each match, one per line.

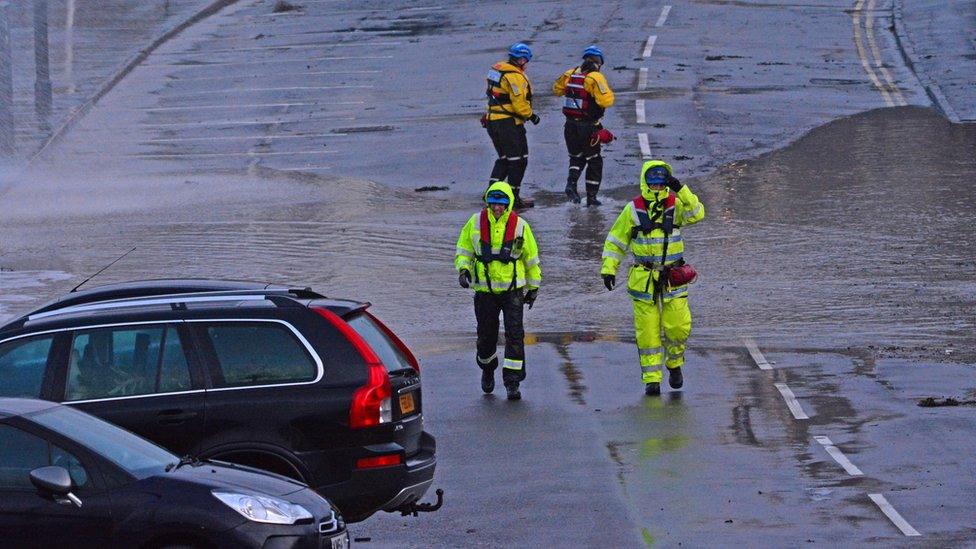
left=2, top=0, right=976, bottom=546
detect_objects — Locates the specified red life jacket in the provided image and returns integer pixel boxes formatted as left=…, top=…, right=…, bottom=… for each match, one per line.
left=478, top=209, right=520, bottom=262
left=631, top=193, right=675, bottom=237
left=562, top=69, right=604, bottom=120
left=477, top=209, right=521, bottom=291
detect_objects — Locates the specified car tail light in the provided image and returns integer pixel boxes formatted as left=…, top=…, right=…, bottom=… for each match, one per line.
left=312, top=307, right=392, bottom=429
left=365, top=310, right=420, bottom=373
left=355, top=454, right=402, bottom=469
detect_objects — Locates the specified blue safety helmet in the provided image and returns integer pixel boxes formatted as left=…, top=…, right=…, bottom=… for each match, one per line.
left=582, top=45, right=604, bottom=63
left=485, top=190, right=510, bottom=205
left=508, top=42, right=533, bottom=61
left=645, top=166, right=670, bottom=186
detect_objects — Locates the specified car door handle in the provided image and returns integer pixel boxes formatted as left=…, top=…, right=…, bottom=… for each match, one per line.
left=157, top=409, right=199, bottom=424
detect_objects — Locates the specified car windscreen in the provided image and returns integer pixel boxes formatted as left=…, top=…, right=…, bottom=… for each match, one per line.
left=29, top=405, right=176, bottom=479
left=345, top=313, right=413, bottom=373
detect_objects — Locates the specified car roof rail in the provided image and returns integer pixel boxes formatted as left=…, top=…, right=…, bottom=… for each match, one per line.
left=11, top=279, right=326, bottom=325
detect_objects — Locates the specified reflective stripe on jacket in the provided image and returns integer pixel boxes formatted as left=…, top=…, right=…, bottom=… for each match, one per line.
left=486, top=61, right=533, bottom=124
left=601, top=163, right=703, bottom=300
left=456, top=181, right=542, bottom=293
left=553, top=66, right=615, bottom=121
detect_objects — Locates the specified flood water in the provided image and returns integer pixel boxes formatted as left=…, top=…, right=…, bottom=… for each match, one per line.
left=2, top=106, right=974, bottom=362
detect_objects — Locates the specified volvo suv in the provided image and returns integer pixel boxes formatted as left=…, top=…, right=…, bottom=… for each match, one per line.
left=0, top=280, right=436, bottom=522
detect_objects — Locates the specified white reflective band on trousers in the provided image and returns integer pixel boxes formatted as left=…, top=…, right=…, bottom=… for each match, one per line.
left=502, top=358, right=524, bottom=370
left=477, top=353, right=498, bottom=364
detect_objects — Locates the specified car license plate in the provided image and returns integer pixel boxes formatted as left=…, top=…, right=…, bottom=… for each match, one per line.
left=327, top=533, right=349, bottom=549
left=399, top=392, right=415, bottom=415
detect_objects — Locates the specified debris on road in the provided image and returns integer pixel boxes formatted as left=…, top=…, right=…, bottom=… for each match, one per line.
left=414, top=185, right=449, bottom=192
left=917, top=397, right=976, bottom=407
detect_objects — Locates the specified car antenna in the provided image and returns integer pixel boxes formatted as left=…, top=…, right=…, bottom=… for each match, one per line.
left=69, top=246, right=137, bottom=293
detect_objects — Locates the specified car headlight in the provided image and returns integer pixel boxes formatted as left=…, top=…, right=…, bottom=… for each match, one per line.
left=212, top=491, right=313, bottom=525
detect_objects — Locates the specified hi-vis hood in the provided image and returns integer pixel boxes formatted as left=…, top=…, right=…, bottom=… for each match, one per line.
left=639, top=159, right=673, bottom=201
left=484, top=180, right=516, bottom=216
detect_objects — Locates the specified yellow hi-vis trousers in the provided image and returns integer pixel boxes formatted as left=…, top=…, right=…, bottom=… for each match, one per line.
left=633, top=296, right=691, bottom=384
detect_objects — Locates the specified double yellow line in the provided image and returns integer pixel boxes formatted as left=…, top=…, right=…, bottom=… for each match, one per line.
left=852, top=0, right=906, bottom=106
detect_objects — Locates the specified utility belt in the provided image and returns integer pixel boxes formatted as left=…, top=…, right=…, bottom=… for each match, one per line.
left=636, top=259, right=698, bottom=287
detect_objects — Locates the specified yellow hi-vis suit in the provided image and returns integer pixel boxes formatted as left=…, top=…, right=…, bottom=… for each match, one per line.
left=455, top=181, right=542, bottom=381
left=601, top=160, right=705, bottom=384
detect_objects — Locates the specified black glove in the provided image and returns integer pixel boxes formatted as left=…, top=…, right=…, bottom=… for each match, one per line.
left=666, top=175, right=684, bottom=193
left=523, top=288, right=538, bottom=309
left=459, top=270, right=472, bottom=288
left=602, top=274, right=616, bottom=291
left=528, top=113, right=540, bottom=125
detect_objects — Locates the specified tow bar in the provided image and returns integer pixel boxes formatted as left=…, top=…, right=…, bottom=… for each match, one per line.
left=398, top=489, right=444, bottom=517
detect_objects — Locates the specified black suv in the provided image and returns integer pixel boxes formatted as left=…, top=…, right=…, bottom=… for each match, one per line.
left=0, top=280, right=436, bottom=522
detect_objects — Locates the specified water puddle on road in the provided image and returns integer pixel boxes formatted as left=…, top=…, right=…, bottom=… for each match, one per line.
left=650, top=106, right=976, bottom=360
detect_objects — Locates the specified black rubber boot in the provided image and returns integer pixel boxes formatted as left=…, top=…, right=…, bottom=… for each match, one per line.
left=668, top=367, right=683, bottom=389
left=585, top=183, right=601, bottom=206
left=644, top=382, right=661, bottom=396
left=481, top=368, right=495, bottom=394
left=565, top=182, right=581, bottom=204
left=505, top=383, right=522, bottom=400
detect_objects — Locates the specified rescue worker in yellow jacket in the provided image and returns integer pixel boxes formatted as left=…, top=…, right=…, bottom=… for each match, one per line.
left=484, top=43, right=539, bottom=209
left=601, top=160, right=705, bottom=395
left=552, top=45, right=615, bottom=206
left=456, top=181, right=542, bottom=400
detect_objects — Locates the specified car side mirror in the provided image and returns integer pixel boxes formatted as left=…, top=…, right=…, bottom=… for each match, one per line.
left=30, top=466, right=83, bottom=508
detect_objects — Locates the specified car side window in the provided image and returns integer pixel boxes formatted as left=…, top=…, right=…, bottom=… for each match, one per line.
left=0, top=424, right=90, bottom=491
left=65, top=324, right=190, bottom=401
left=0, top=336, right=55, bottom=398
left=204, top=322, right=317, bottom=388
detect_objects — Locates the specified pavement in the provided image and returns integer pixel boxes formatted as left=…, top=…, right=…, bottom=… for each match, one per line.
left=0, top=0, right=214, bottom=159
left=1, top=0, right=975, bottom=546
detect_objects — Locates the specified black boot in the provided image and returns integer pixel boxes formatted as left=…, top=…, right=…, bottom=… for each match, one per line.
left=586, top=184, right=601, bottom=206
left=565, top=181, right=581, bottom=204
left=505, top=382, right=522, bottom=400
left=644, top=382, right=661, bottom=396
left=481, top=368, right=495, bottom=394
left=668, top=367, right=683, bottom=389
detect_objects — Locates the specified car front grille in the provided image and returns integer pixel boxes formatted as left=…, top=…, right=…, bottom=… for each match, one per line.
left=319, top=509, right=341, bottom=535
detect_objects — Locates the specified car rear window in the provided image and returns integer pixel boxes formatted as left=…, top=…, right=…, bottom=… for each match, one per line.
left=0, top=335, right=55, bottom=398
left=203, top=322, right=318, bottom=388
left=345, top=313, right=412, bottom=373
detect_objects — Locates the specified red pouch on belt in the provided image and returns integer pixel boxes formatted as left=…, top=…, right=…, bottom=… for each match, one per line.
left=668, top=264, right=698, bottom=286
left=589, top=128, right=616, bottom=146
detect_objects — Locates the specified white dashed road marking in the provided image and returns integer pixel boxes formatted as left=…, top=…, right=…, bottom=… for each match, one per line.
left=656, top=5, right=672, bottom=27
left=638, top=67, right=648, bottom=90
left=743, top=338, right=773, bottom=370
left=869, top=494, right=921, bottom=536
left=642, top=35, right=657, bottom=58
left=773, top=383, right=810, bottom=420
left=636, top=99, right=646, bottom=124
left=813, top=436, right=864, bottom=476
left=638, top=133, right=650, bottom=157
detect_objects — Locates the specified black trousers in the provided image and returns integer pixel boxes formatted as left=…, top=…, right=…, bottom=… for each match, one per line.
left=563, top=118, right=602, bottom=196
left=487, top=117, right=528, bottom=194
left=474, top=289, right=526, bottom=385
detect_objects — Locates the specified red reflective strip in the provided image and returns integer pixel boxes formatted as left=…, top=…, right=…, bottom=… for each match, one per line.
left=356, top=454, right=402, bottom=469
left=479, top=209, right=490, bottom=246
left=503, top=211, right=519, bottom=242
left=312, top=307, right=391, bottom=429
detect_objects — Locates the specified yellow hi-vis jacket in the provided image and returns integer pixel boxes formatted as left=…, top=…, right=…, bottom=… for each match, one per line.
left=485, top=61, right=534, bottom=125
left=552, top=66, right=615, bottom=118
left=455, top=181, right=542, bottom=293
left=601, top=160, right=705, bottom=301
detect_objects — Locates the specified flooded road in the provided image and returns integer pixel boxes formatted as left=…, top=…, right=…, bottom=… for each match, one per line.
left=5, top=105, right=972, bottom=362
